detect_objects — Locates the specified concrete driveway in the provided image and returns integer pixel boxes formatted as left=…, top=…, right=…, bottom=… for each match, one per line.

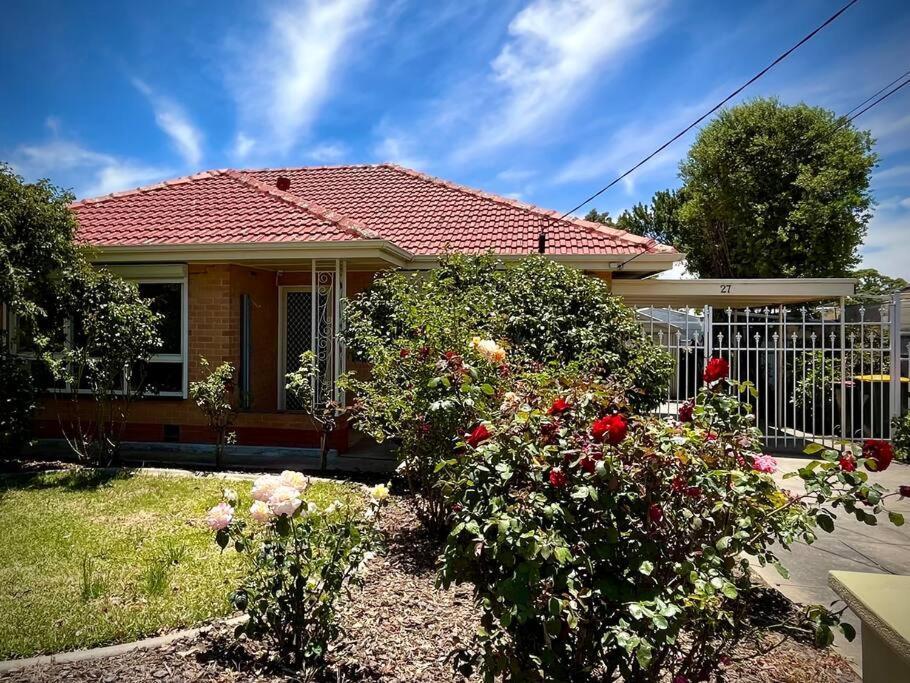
left=752, top=456, right=910, bottom=674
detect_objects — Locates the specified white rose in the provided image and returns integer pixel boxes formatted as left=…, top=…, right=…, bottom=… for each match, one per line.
left=206, top=502, right=234, bottom=531
left=268, top=485, right=302, bottom=517
left=251, top=475, right=281, bottom=502
left=279, top=470, right=309, bottom=493
left=249, top=500, right=273, bottom=524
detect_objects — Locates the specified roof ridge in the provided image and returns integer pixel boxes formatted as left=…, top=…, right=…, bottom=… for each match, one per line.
left=70, top=170, right=226, bottom=208
left=222, top=170, right=379, bottom=240
left=379, top=163, right=660, bottom=252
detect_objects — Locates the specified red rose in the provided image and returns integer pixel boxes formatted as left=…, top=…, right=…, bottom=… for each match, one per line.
left=592, top=414, right=628, bottom=445
left=579, top=457, right=596, bottom=474
left=549, top=468, right=568, bottom=488
left=548, top=397, right=571, bottom=415
left=862, top=440, right=894, bottom=472
left=671, top=476, right=686, bottom=493
left=648, top=503, right=664, bottom=524
left=703, top=357, right=729, bottom=383
left=685, top=486, right=702, bottom=498
left=678, top=400, right=694, bottom=423
left=899, top=485, right=910, bottom=498
left=466, top=423, right=491, bottom=448
left=838, top=455, right=857, bottom=472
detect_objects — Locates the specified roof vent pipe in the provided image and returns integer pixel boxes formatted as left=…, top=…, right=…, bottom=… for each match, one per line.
left=275, top=176, right=291, bottom=192
left=537, top=230, right=547, bottom=254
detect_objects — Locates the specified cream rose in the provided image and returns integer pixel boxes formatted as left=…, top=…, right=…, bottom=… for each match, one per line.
left=279, top=470, right=309, bottom=493
left=268, top=485, right=303, bottom=517
left=251, top=475, right=281, bottom=502
left=249, top=500, right=273, bottom=524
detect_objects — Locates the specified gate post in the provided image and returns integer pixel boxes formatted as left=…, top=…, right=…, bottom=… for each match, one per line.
left=890, top=292, right=903, bottom=435
left=840, top=297, right=847, bottom=441
left=704, top=305, right=713, bottom=363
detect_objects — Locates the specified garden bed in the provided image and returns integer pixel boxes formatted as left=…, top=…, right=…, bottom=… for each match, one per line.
left=0, top=468, right=358, bottom=660
left=2, top=496, right=859, bottom=682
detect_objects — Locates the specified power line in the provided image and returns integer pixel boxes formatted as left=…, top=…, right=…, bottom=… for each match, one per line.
left=844, top=74, right=910, bottom=123
left=554, top=0, right=861, bottom=223
left=613, top=67, right=910, bottom=271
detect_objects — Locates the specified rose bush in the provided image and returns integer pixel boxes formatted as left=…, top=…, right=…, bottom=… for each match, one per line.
left=341, top=255, right=672, bottom=529
left=893, top=412, right=910, bottom=463
left=436, top=364, right=905, bottom=682
left=207, top=473, right=387, bottom=671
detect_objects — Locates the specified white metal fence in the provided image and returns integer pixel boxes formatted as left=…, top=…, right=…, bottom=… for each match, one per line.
left=640, top=294, right=909, bottom=452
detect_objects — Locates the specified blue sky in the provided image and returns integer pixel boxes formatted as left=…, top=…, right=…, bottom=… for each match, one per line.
left=2, top=0, right=909, bottom=278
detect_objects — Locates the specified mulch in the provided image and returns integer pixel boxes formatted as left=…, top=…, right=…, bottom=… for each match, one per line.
left=0, top=497, right=859, bottom=682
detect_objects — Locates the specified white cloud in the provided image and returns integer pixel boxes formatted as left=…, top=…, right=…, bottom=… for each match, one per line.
left=232, top=133, right=256, bottom=161
left=306, top=142, right=347, bottom=164
left=132, top=79, right=203, bottom=166
left=861, top=210, right=910, bottom=280
left=373, top=132, right=427, bottom=170
left=555, top=92, right=718, bottom=186
left=228, top=0, right=373, bottom=157
left=10, top=138, right=171, bottom=198
left=457, top=0, right=663, bottom=158
left=872, top=164, right=910, bottom=186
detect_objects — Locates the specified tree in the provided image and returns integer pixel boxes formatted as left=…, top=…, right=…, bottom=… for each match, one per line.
left=614, top=188, right=688, bottom=243
left=0, top=163, right=81, bottom=450
left=851, top=267, right=908, bottom=299
left=627, top=99, right=877, bottom=277
left=583, top=208, right=611, bottom=225
left=190, top=358, right=237, bottom=469
left=286, top=350, right=340, bottom=473
left=52, top=264, right=162, bottom=465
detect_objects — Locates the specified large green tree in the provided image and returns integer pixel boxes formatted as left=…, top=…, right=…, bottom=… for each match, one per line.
left=1, top=164, right=80, bottom=449
left=596, top=99, right=877, bottom=277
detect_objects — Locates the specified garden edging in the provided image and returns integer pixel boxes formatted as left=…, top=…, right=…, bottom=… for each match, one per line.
left=0, top=618, right=245, bottom=674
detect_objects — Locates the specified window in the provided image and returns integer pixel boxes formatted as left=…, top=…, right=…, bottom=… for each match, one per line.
left=8, top=266, right=188, bottom=399
left=135, top=281, right=187, bottom=397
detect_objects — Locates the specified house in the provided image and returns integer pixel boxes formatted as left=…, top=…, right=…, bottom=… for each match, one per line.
left=23, top=164, right=682, bottom=456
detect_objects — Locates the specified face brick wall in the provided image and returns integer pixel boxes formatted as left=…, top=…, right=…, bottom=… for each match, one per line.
left=33, top=264, right=384, bottom=451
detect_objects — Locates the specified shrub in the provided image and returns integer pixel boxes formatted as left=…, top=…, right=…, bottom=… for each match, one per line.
left=208, top=473, right=387, bottom=672
left=286, top=350, right=342, bottom=472
left=0, top=351, right=35, bottom=453
left=438, top=363, right=904, bottom=681
left=190, top=357, right=237, bottom=469
left=892, top=412, right=910, bottom=463
left=342, top=255, right=672, bottom=528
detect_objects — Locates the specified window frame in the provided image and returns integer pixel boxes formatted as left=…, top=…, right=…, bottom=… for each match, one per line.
left=8, top=265, right=189, bottom=399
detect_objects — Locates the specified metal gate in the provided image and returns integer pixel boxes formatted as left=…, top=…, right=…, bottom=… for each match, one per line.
left=640, top=294, right=908, bottom=451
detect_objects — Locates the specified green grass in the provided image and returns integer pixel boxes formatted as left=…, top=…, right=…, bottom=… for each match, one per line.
left=0, top=469, right=358, bottom=659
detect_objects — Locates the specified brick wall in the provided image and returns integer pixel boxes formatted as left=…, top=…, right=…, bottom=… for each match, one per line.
left=33, top=264, right=383, bottom=451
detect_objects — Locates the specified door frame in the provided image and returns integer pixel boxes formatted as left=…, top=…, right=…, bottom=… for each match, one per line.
left=277, top=285, right=334, bottom=410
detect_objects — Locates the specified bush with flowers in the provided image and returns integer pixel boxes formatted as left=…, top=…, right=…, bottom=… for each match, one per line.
left=436, top=360, right=906, bottom=681
left=341, top=255, right=672, bottom=528
left=205, top=471, right=389, bottom=671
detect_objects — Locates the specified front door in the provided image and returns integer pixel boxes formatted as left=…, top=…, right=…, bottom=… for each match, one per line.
left=279, top=286, right=332, bottom=410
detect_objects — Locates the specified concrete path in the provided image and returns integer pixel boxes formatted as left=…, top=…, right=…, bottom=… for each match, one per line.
left=752, top=456, right=910, bottom=675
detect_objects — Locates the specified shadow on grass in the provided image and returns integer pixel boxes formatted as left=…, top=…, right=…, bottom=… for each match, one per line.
left=0, top=467, right=136, bottom=500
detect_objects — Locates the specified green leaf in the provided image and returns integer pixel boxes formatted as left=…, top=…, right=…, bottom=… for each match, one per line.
left=839, top=622, right=857, bottom=641
left=803, top=442, right=825, bottom=455
left=480, top=383, right=495, bottom=396
left=817, top=514, right=835, bottom=533
left=889, top=511, right=905, bottom=527
left=773, top=561, right=790, bottom=579
left=721, top=583, right=738, bottom=599
left=638, top=560, right=654, bottom=576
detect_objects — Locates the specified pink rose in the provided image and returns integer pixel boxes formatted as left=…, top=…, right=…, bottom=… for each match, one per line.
left=752, top=454, right=778, bottom=474
left=206, top=502, right=234, bottom=531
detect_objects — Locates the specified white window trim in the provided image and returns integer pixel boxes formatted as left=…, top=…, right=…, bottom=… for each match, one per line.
left=8, top=268, right=189, bottom=399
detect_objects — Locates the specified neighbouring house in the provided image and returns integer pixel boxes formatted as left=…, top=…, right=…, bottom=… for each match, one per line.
left=13, top=164, right=683, bottom=456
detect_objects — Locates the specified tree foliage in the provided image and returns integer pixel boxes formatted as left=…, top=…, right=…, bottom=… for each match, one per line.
left=51, top=264, right=162, bottom=465
left=190, top=357, right=237, bottom=469
left=851, top=267, right=908, bottom=299
left=1, top=164, right=81, bottom=450
left=601, top=99, right=877, bottom=278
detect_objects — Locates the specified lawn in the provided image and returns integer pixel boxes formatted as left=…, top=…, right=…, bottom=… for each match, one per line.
left=0, top=468, right=359, bottom=659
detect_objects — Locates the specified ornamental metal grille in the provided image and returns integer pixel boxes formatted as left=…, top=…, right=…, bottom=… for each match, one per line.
left=640, top=294, right=909, bottom=452
left=284, top=288, right=331, bottom=410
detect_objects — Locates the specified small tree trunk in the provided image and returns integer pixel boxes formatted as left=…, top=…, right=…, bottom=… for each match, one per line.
left=319, top=429, right=328, bottom=473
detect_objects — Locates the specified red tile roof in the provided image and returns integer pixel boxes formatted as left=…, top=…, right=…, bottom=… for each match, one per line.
left=72, top=164, right=676, bottom=258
